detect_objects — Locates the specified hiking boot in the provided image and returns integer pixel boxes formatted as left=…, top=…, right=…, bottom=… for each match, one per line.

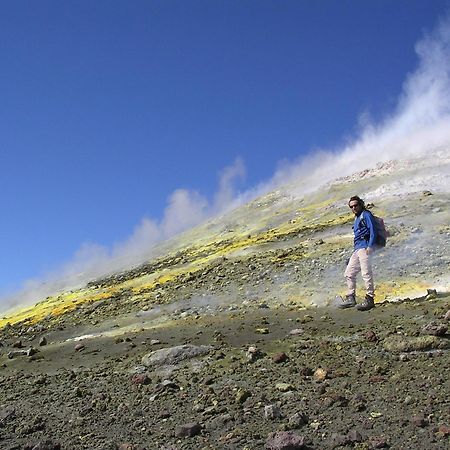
left=356, top=295, right=375, bottom=311
left=338, top=295, right=356, bottom=309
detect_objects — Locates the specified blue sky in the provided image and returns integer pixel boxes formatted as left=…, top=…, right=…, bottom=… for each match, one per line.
left=0, top=1, right=449, bottom=301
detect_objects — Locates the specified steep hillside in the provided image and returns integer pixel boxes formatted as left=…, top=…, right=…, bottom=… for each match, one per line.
left=0, top=151, right=449, bottom=450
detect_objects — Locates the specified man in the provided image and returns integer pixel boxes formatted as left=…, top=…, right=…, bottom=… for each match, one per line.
left=339, top=195, right=376, bottom=311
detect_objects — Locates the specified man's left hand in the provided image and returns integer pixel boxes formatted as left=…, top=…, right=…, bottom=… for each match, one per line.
left=366, top=247, right=374, bottom=256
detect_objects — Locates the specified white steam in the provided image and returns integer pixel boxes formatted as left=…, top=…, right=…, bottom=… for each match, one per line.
left=3, top=15, right=450, bottom=310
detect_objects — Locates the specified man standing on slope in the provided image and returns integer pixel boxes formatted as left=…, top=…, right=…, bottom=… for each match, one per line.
left=339, top=195, right=376, bottom=311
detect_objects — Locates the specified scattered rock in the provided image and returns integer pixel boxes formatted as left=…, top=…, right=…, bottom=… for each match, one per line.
left=236, top=388, right=252, bottom=404
left=275, top=382, right=294, bottom=392
left=174, top=422, right=201, bottom=438
left=12, top=340, right=23, bottom=348
left=347, top=429, right=363, bottom=443
left=289, top=328, right=304, bottom=336
left=246, top=346, right=263, bottom=362
left=313, top=368, right=327, bottom=382
left=364, top=330, right=378, bottom=342
left=131, top=374, right=151, bottom=385
left=255, top=328, right=270, bottom=334
left=39, top=337, right=47, bottom=346
left=421, top=321, right=448, bottom=337
left=444, top=310, right=450, bottom=321
left=411, top=415, right=427, bottom=427
left=272, top=352, right=288, bottom=363
left=27, top=347, right=39, bottom=357
left=266, top=431, right=305, bottom=449
left=369, top=438, right=389, bottom=449
left=265, top=404, right=282, bottom=420
left=288, top=412, right=308, bottom=428
left=436, top=425, right=450, bottom=437
left=74, top=343, right=85, bottom=352
left=7, top=350, right=27, bottom=359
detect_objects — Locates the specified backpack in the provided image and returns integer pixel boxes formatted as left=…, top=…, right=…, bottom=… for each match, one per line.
left=362, top=210, right=389, bottom=248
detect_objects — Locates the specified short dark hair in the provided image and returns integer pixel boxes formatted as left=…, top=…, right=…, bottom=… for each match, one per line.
left=348, top=195, right=365, bottom=208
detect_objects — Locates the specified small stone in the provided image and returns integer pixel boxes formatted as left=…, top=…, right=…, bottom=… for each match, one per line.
left=255, top=328, right=270, bottom=334
left=266, top=431, right=305, bottom=449
left=27, top=347, right=39, bottom=357
left=236, top=388, right=252, bottom=404
left=313, top=368, right=327, bottom=382
left=174, top=422, right=201, bottom=437
left=437, top=425, right=450, bottom=436
left=369, top=438, right=389, bottom=448
left=275, top=383, right=294, bottom=392
left=131, top=374, right=151, bottom=385
left=265, top=404, right=282, bottom=420
left=39, top=337, right=47, bottom=346
left=364, top=330, right=378, bottom=342
left=12, top=340, right=23, bottom=348
left=74, top=343, right=85, bottom=352
left=246, top=346, right=263, bottom=362
left=150, top=339, right=161, bottom=345
left=347, top=429, right=363, bottom=443
left=272, top=353, right=288, bottom=363
left=289, top=328, right=304, bottom=336
left=288, top=412, right=308, bottom=428
left=444, top=310, right=450, bottom=321
left=411, top=415, right=427, bottom=427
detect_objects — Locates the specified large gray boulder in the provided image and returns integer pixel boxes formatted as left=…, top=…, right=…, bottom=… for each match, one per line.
left=141, top=344, right=212, bottom=367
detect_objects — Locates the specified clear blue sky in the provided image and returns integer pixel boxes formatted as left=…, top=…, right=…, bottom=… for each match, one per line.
left=0, top=0, right=448, bottom=296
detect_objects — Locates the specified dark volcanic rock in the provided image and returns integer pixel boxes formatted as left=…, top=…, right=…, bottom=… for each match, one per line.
left=174, top=422, right=202, bottom=437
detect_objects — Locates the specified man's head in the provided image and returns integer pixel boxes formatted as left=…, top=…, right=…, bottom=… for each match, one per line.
left=348, top=196, right=365, bottom=215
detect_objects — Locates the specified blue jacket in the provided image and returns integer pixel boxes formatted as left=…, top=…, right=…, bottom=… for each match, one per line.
left=353, top=210, right=376, bottom=250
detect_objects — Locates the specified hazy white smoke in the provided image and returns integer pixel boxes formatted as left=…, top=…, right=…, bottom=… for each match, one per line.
left=265, top=14, right=450, bottom=195
left=0, top=158, right=246, bottom=309
left=3, top=15, right=450, bottom=310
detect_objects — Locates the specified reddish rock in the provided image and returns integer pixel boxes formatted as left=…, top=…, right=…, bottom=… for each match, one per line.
left=421, top=322, right=448, bottom=337
left=272, top=352, right=288, bottom=363
left=365, top=330, right=378, bottom=342
left=368, top=375, right=385, bottom=383
left=74, top=343, right=85, bottom=352
left=266, top=431, right=305, bottom=449
left=174, top=422, right=201, bottom=437
left=437, top=424, right=450, bottom=436
left=131, top=374, right=151, bottom=385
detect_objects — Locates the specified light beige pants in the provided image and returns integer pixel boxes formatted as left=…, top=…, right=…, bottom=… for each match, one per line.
left=344, top=248, right=374, bottom=297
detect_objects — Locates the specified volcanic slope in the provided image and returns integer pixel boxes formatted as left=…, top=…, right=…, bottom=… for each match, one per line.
left=0, top=150, right=449, bottom=450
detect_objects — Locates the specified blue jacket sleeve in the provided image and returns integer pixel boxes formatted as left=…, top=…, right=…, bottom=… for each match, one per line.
left=363, top=211, right=377, bottom=248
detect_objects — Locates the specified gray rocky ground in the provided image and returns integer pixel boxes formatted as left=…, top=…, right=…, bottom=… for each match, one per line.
left=0, top=294, right=449, bottom=449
